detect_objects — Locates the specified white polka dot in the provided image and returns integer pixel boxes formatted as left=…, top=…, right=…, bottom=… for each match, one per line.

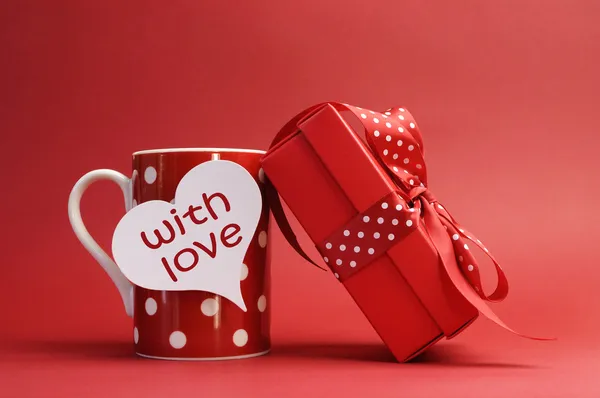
left=406, top=220, right=413, bottom=227
left=170, top=198, right=176, bottom=204
left=132, top=199, right=138, bottom=207
left=410, top=122, right=416, bottom=128
left=404, top=169, right=409, bottom=173
left=258, top=231, right=268, bottom=248
left=233, top=329, right=248, bottom=347
left=385, top=122, right=392, bottom=128
left=339, top=244, right=346, bottom=251
left=408, top=145, right=414, bottom=151
left=397, top=140, right=403, bottom=146
left=452, top=234, right=459, bottom=241
left=144, top=166, right=157, bottom=184
left=133, top=327, right=139, bottom=344
left=383, top=149, right=389, bottom=155
left=336, top=259, right=343, bottom=265
left=395, top=204, right=402, bottom=211
left=393, top=166, right=399, bottom=172
left=169, top=331, right=186, bottom=349
left=369, top=110, right=375, bottom=114
left=326, top=242, right=332, bottom=249
left=374, top=130, right=380, bottom=137
left=350, top=261, right=357, bottom=267
left=363, top=216, right=370, bottom=223
left=409, top=179, right=414, bottom=185
left=357, top=231, right=364, bottom=238
left=323, top=257, right=329, bottom=263
left=240, top=263, right=249, bottom=281
left=464, top=244, right=470, bottom=250
left=258, top=168, right=265, bottom=183
left=361, top=113, right=367, bottom=119
left=354, top=246, right=360, bottom=253
left=386, top=135, right=392, bottom=142
left=145, top=298, right=157, bottom=316
left=373, top=232, right=380, bottom=239
left=377, top=217, right=384, bottom=224
left=381, top=202, right=389, bottom=209
left=398, top=115, right=405, bottom=120
left=343, top=230, right=350, bottom=237
left=458, top=256, right=463, bottom=262
left=393, top=153, right=399, bottom=160
left=373, top=118, right=379, bottom=123
left=403, top=158, right=410, bottom=164
left=398, top=127, right=404, bottom=133
left=368, top=248, right=375, bottom=255
left=385, top=111, right=392, bottom=115
left=399, top=108, right=405, bottom=112
left=201, top=298, right=220, bottom=316
left=388, top=234, right=395, bottom=240
left=467, top=265, right=474, bottom=272
left=257, top=295, right=267, bottom=312
left=416, top=164, right=422, bottom=169
left=392, top=219, right=399, bottom=225
left=334, top=273, right=339, bottom=279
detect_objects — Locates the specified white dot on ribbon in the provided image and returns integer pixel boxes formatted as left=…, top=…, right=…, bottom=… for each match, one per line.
left=452, top=234, right=459, bottom=240
left=393, top=154, right=399, bottom=160
left=334, top=273, right=339, bottom=279
left=388, top=234, right=395, bottom=241
left=323, top=257, right=329, bottom=263
left=385, top=122, right=392, bottom=128
left=410, top=122, right=416, bottom=128
left=385, top=111, right=392, bottom=115
left=406, top=220, right=413, bottom=227
left=408, top=145, right=414, bottom=151
left=363, top=216, right=370, bottom=223
left=399, top=108, right=405, bottom=112
left=377, top=217, right=384, bottom=224
left=373, top=232, right=380, bottom=239
left=398, top=115, right=405, bottom=120
left=383, top=149, right=389, bottom=156
left=336, top=259, right=343, bottom=265
left=464, top=244, right=470, bottom=250
left=373, top=118, right=380, bottom=123
left=343, top=230, right=350, bottom=236
left=386, top=135, right=392, bottom=142
left=403, top=158, right=410, bottom=164
left=339, top=244, right=346, bottom=251
left=395, top=204, right=402, bottom=211
left=467, top=264, right=474, bottom=271
left=398, top=127, right=404, bottom=133
left=381, top=202, right=388, bottom=209
left=368, top=248, right=375, bottom=255
left=350, top=261, right=357, bottom=267
left=358, top=231, right=364, bottom=238
left=326, top=242, right=332, bottom=249
left=392, top=219, right=399, bottom=225
left=397, top=140, right=403, bottom=146
left=374, top=130, right=380, bottom=137
left=354, top=246, right=360, bottom=253
left=361, top=114, right=367, bottom=119
left=393, top=166, right=399, bottom=172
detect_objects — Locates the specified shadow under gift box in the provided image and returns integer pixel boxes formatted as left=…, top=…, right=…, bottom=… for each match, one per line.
left=261, top=105, right=479, bottom=362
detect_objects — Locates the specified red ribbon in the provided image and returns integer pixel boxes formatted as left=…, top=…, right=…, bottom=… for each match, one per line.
left=265, top=102, right=553, bottom=341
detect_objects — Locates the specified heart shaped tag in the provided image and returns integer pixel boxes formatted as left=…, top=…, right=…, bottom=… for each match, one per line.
left=111, top=160, right=262, bottom=312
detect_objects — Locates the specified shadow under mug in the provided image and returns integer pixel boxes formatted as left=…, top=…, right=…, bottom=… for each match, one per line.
left=68, top=148, right=271, bottom=360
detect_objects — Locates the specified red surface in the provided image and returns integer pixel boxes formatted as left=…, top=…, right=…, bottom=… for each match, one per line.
left=1, top=0, right=599, bottom=396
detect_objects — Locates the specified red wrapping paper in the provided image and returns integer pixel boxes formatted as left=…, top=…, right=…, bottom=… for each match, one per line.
left=261, top=102, right=552, bottom=362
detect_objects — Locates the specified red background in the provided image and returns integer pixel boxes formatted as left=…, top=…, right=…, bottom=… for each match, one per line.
left=2, top=0, right=599, bottom=396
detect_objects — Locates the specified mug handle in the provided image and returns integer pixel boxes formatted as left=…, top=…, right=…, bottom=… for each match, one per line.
left=68, top=169, right=135, bottom=317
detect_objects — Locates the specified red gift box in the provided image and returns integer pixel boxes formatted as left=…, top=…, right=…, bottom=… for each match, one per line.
left=261, top=102, right=549, bottom=362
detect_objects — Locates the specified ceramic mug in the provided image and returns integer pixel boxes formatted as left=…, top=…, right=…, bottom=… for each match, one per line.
left=68, top=148, right=271, bottom=360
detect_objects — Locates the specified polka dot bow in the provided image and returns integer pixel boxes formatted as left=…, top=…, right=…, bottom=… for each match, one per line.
left=266, top=102, right=553, bottom=340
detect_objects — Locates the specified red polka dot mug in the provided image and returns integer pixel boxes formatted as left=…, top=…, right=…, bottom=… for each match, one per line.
left=68, top=148, right=271, bottom=360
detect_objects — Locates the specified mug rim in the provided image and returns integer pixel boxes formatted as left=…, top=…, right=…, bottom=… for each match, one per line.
left=132, top=147, right=266, bottom=156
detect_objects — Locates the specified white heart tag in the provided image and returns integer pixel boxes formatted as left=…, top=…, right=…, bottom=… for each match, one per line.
left=111, top=160, right=262, bottom=312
